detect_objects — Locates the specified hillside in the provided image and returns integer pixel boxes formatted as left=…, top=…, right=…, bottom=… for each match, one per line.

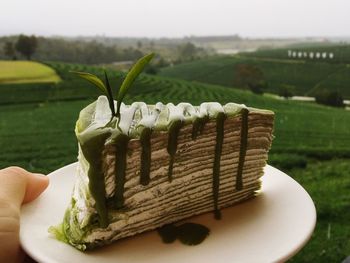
left=1, top=61, right=350, bottom=262
left=1, top=61, right=350, bottom=171
left=0, top=61, right=61, bottom=84
left=159, top=54, right=350, bottom=99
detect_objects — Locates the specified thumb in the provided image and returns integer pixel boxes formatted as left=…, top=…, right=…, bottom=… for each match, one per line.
left=0, top=166, right=49, bottom=208
left=23, top=172, right=50, bottom=204
left=0, top=166, right=49, bottom=263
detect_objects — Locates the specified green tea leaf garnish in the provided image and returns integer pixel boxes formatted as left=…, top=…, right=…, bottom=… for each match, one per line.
left=104, top=71, right=116, bottom=117
left=71, top=71, right=108, bottom=95
left=72, top=53, right=154, bottom=121
left=116, top=53, right=155, bottom=118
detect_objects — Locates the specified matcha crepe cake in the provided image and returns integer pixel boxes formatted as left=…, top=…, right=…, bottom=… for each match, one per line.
left=49, top=54, right=274, bottom=250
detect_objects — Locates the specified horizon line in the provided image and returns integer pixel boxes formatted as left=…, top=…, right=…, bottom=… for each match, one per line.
left=1, top=33, right=350, bottom=41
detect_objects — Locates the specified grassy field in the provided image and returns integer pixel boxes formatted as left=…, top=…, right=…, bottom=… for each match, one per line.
left=0, top=61, right=349, bottom=262
left=159, top=55, right=350, bottom=98
left=0, top=61, right=61, bottom=84
left=288, top=159, right=350, bottom=263
left=1, top=87, right=350, bottom=173
left=1, top=62, right=349, bottom=158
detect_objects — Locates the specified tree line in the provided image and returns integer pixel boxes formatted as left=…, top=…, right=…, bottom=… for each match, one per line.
left=1, top=35, right=210, bottom=65
left=1, top=35, right=145, bottom=64
left=3, top=35, right=38, bottom=60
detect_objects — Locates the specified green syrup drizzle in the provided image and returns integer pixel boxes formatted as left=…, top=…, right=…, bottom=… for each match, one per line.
left=80, top=103, right=251, bottom=232
left=167, top=119, right=183, bottom=182
left=192, top=116, right=209, bottom=140
left=157, top=224, right=177, bottom=243
left=158, top=223, right=210, bottom=246
left=113, top=134, right=130, bottom=209
left=140, top=127, right=152, bottom=186
left=212, top=112, right=227, bottom=219
left=236, top=108, right=249, bottom=190
left=79, top=132, right=110, bottom=228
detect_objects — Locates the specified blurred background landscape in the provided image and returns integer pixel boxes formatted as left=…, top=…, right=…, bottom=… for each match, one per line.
left=0, top=0, right=349, bottom=262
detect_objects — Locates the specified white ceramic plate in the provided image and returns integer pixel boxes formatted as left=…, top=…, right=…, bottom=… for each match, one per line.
left=20, top=164, right=316, bottom=263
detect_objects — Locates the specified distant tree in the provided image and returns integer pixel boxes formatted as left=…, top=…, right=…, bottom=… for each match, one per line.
left=178, top=42, right=197, bottom=61
left=15, top=34, right=38, bottom=60
left=175, top=42, right=209, bottom=63
left=315, top=90, right=344, bottom=107
left=154, top=56, right=169, bottom=68
left=278, top=85, right=295, bottom=99
left=234, top=64, right=265, bottom=92
left=144, top=64, right=158, bottom=75
left=137, top=41, right=143, bottom=49
left=248, top=81, right=267, bottom=95
left=3, top=41, right=17, bottom=60
left=121, top=47, right=144, bottom=61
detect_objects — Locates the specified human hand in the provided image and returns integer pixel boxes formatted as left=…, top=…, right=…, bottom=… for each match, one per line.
left=0, top=167, right=49, bottom=263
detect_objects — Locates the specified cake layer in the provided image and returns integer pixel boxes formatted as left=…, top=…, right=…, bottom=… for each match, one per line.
left=54, top=97, right=274, bottom=250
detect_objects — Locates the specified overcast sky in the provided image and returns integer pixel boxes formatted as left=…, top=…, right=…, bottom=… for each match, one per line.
left=1, top=0, right=349, bottom=38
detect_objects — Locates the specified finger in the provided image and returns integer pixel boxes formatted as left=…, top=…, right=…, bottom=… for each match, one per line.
left=0, top=167, right=27, bottom=263
left=23, top=172, right=49, bottom=204
left=0, top=166, right=49, bottom=206
left=0, top=167, right=49, bottom=263
left=0, top=166, right=27, bottom=208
